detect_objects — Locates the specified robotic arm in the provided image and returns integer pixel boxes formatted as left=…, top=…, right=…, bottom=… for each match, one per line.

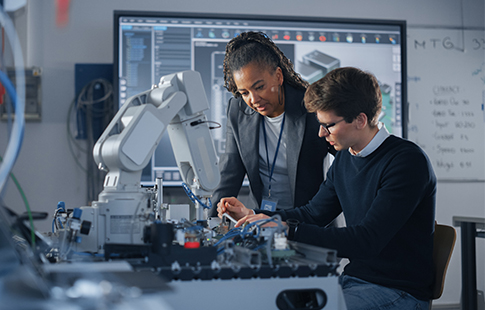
left=76, top=71, right=220, bottom=252
left=93, top=70, right=219, bottom=195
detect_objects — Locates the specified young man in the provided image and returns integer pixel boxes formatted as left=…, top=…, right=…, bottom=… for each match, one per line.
left=217, top=67, right=437, bottom=309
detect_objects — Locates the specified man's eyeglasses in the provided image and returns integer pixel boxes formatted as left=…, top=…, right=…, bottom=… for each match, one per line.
left=320, top=118, right=345, bottom=135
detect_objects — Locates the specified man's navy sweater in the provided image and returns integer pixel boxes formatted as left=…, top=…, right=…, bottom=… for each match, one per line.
left=279, top=135, right=437, bottom=301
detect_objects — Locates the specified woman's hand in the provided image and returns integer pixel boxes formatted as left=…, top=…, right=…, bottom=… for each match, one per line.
left=217, top=197, right=252, bottom=221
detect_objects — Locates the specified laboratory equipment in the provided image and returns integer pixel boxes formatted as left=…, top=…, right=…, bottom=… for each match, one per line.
left=74, top=70, right=220, bottom=253
left=40, top=70, right=347, bottom=309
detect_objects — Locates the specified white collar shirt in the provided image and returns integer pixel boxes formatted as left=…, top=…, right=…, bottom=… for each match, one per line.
left=350, top=122, right=390, bottom=158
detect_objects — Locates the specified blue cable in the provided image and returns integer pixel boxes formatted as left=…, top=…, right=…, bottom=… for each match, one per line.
left=57, top=218, right=64, bottom=229
left=181, top=182, right=212, bottom=209
left=242, top=217, right=280, bottom=238
left=0, top=7, right=26, bottom=194
left=214, top=227, right=243, bottom=247
left=215, top=216, right=284, bottom=255
left=0, top=69, right=24, bottom=193
left=52, top=202, right=66, bottom=232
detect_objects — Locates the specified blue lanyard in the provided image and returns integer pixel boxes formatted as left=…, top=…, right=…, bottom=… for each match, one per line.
left=262, top=113, right=286, bottom=198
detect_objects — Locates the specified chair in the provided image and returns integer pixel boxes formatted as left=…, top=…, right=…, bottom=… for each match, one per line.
left=429, top=223, right=456, bottom=309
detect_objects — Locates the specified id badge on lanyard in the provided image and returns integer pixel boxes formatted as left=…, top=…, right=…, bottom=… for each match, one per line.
left=260, top=114, right=285, bottom=212
left=261, top=196, right=278, bottom=211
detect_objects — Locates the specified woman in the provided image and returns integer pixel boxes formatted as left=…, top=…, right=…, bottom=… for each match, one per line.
left=209, top=31, right=333, bottom=216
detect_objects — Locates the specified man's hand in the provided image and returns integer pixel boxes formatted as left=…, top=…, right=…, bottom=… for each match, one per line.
left=235, top=213, right=272, bottom=228
left=217, top=197, right=252, bottom=221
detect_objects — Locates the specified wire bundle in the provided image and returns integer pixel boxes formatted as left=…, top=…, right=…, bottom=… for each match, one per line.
left=214, top=215, right=284, bottom=248
left=67, top=78, right=113, bottom=203
left=0, top=7, right=34, bottom=246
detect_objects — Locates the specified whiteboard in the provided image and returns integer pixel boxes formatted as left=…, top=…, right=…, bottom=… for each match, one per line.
left=407, top=28, right=485, bottom=181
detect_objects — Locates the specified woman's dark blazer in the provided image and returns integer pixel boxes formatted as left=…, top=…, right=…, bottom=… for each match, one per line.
left=209, top=83, right=332, bottom=216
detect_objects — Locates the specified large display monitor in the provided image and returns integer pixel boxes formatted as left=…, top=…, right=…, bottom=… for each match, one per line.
left=114, top=11, right=407, bottom=186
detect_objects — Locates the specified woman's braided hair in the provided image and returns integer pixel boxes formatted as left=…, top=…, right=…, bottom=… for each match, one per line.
left=223, top=31, right=309, bottom=97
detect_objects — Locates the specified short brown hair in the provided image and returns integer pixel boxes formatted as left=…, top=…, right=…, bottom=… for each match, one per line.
left=304, top=67, right=382, bottom=126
